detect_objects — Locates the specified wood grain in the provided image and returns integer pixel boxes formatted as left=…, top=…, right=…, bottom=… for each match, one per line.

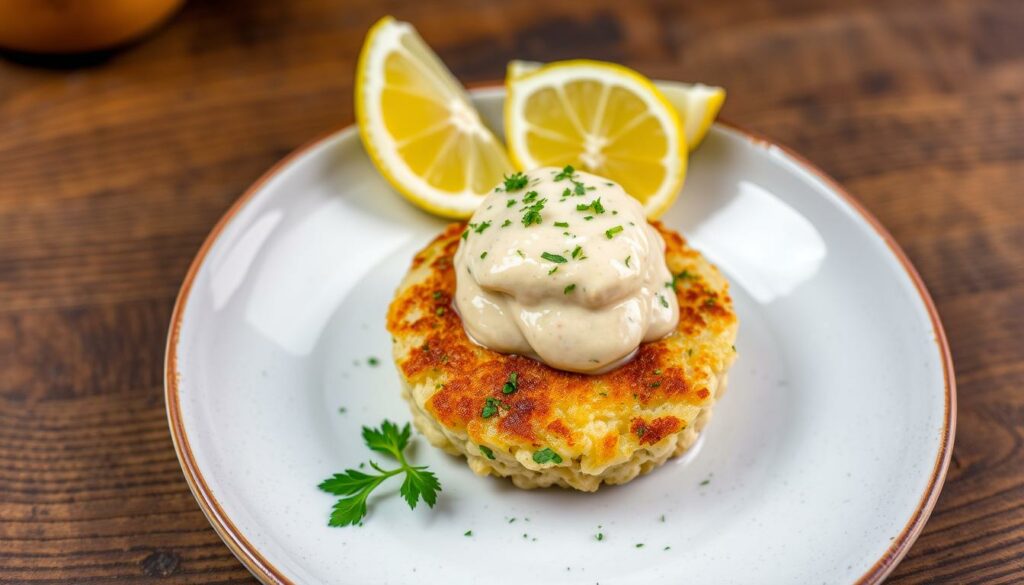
left=1, top=0, right=1021, bottom=582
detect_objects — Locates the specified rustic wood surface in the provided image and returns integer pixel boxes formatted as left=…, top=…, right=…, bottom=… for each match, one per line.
left=1, top=0, right=1021, bottom=582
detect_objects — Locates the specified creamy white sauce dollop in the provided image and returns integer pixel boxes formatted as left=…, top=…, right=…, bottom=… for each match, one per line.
left=453, top=167, right=679, bottom=374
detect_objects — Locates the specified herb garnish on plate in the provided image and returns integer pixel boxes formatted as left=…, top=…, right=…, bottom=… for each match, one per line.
left=318, top=420, right=441, bottom=526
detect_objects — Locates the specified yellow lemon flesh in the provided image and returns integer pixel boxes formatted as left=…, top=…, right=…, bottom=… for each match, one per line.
left=505, top=60, right=687, bottom=218
left=508, top=60, right=725, bottom=153
left=356, top=17, right=514, bottom=218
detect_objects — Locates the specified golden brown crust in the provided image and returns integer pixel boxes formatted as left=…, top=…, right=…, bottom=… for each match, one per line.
left=386, top=221, right=738, bottom=472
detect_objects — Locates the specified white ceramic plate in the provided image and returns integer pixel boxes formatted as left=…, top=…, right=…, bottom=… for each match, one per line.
left=166, top=87, right=954, bottom=585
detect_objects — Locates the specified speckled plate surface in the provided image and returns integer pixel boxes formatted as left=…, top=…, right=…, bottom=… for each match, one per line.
left=165, top=86, right=954, bottom=585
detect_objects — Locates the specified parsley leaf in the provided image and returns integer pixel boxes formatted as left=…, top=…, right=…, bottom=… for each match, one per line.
left=481, top=396, right=501, bottom=418
left=541, top=252, right=567, bottom=263
left=479, top=445, right=496, bottom=459
left=553, top=165, right=576, bottom=181
left=576, top=198, right=605, bottom=214
left=361, top=419, right=410, bottom=459
left=319, top=420, right=441, bottom=527
left=532, top=447, right=563, bottom=464
left=503, top=172, right=529, bottom=191
left=473, top=220, right=492, bottom=234
left=564, top=283, right=576, bottom=294
left=605, top=225, right=624, bottom=239
left=502, top=371, right=519, bottom=395
left=521, top=198, right=547, bottom=226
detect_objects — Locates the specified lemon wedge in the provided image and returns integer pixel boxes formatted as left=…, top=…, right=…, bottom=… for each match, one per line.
left=657, top=82, right=725, bottom=151
left=356, top=17, right=514, bottom=218
left=508, top=60, right=725, bottom=152
left=505, top=60, right=686, bottom=218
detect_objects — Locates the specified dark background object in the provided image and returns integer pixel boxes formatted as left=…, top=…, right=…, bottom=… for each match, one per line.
left=0, top=0, right=185, bottom=54
left=0, top=0, right=1022, bottom=582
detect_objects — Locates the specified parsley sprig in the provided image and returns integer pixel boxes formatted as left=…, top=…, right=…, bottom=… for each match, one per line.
left=318, top=420, right=441, bottom=527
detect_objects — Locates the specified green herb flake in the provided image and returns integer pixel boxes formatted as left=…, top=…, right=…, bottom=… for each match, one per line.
left=576, top=198, right=605, bottom=214
left=473, top=220, right=492, bottom=234
left=625, top=255, right=631, bottom=267
left=461, top=229, right=469, bottom=241
left=522, top=190, right=539, bottom=203
left=464, top=530, right=473, bottom=536
left=548, top=266, right=558, bottom=275
left=574, top=182, right=586, bottom=196
left=501, top=219, right=512, bottom=227
left=507, top=199, right=517, bottom=207
left=502, top=371, right=518, bottom=395
left=521, top=198, right=547, bottom=226
left=554, top=221, right=569, bottom=228
left=480, top=251, right=488, bottom=259
left=541, top=252, right=567, bottom=263
left=367, top=357, right=380, bottom=367
left=700, top=478, right=711, bottom=486
left=553, top=165, right=576, bottom=181
left=516, top=249, right=525, bottom=258
left=635, top=543, right=645, bottom=548
left=571, top=245, right=583, bottom=259
left=481, top=397, right=501, bottom=419
left=596, top=533, right=604, bottom=541
left=564, top=283, right=576, bottom=294
left=432, top=291, right=443, bottom=300
left=532, top=447, right=563, bottom=465
left=503, top=172, right=529, bottom=191
left=478, top=445, right=495, bottom=459
left=435, top=306, right=446, bottom=316
left=660, top=295, right=669, bottom=308
left=317, top=420, right=441, bottom=527
left=605, top=225, right=624, bottom=239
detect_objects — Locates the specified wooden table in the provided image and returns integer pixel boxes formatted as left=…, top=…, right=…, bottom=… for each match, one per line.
left=1, top=0, right=1021, bottom=582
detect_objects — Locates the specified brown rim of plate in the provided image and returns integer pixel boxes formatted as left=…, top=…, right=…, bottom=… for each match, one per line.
left=164, top=99, right=956, bottom=585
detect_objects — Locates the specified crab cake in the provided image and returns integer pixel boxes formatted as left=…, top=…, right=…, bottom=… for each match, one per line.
left=386, top=222, right=738, bottom=491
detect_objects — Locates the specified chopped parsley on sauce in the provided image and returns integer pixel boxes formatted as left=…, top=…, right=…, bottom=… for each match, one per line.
left=503, top=172, right=529, bottom=191
left=605, top=225, right=624, bottom=239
